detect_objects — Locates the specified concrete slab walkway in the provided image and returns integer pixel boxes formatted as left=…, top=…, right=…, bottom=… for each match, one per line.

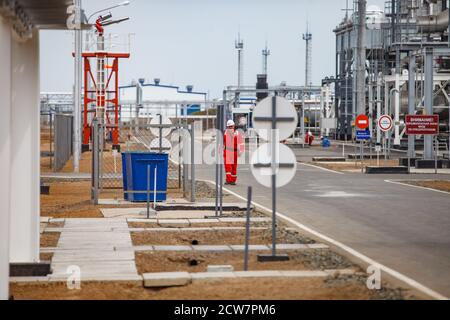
left=50, top=219, right=138, bottom=280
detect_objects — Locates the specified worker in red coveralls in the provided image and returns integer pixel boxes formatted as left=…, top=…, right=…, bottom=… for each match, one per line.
left=305, top=131, right=314, bottom=146
left=223, top=120, right=245, bottom=185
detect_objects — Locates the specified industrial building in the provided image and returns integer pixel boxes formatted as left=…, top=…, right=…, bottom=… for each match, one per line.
left=333, top=0, right=450, bottom=163
left=119, top=79, right=207, bottom=121
left=2, top=0, right=450, bottom=304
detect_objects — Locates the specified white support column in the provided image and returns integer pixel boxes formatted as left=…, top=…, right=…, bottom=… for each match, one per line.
left=394, top=73, right=401, bottom=145
left=376, top=76, right=382, bottom=145
left=10, top=30, right=40, bottom=263
left=424, top=48, right=434, bottom=160
left=0, top=16, right=12, bottom=301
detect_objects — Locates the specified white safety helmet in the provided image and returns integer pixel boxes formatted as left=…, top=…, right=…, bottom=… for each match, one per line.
left=227, top=120, right=235, bottom=127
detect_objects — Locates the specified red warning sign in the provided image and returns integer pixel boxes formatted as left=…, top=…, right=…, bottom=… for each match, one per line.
left=355, top=114, right=369, bottom=130
left=405, top=115, right=439, bottom=135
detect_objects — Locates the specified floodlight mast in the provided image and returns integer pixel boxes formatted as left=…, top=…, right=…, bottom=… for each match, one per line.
left=91, top=13, right=129, bottom=150
left=95, top=12, right=129, bottom=121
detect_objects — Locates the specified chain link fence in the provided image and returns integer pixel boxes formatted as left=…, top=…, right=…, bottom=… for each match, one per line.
left=54, top=114, right=74, bottom=171
left=91, top=120, right=186, bottom=201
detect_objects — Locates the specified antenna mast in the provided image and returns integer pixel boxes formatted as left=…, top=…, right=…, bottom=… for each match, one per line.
left=262, top=42, right=271, bottom=75
left=235, top=34, right=244, bottom=88
left=302, top=23, right=312, bottom=88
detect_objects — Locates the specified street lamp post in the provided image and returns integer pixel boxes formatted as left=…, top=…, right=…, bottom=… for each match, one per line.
left=73, top=0, right=82, bottom=173
left=72, top=1, right=131, bottom=173
left=85, top=1, right=131, bottom=51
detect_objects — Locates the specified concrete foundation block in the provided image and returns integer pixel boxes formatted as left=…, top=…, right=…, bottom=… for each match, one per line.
left=257, top=254, right=290, bottom=262
left=399, top=158, right=417, bottom=167
left=365, top=166, right=409, bottom=174
left=312, top=157, right=346, bottom=162
left=191, top=272, right=236, bottom=280
left=9, top=276, right=50, bottom=283
left=158, top=219, right=190, bottom=228
left=234, top=270, right=283, bottom=278
left=280, top=270, right=328, bottom=277
left=324, top=269, right=356, bottom=276
left=189, top=218, right=220, bottom=224
left=192, top=245, right=232, bottom=252
left=230, top=245, right=270, bottom=251
left=307, top=244, right=330, bottom=249
left=10, top=262, right=52, bottom=277
left=416, top=159, right=446, bottom=169
left=143, top=272, right=191, bottom=288
left=153, top=245, right=192, bottom=251
left=269, top=244, right=308, bottom=250
left=207, top=265, right=234, bottom=273
left=348, top=154, right=377, bottom=160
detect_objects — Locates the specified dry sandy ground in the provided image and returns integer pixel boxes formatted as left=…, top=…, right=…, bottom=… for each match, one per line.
left=10, top=277, right=408, bottom=300
left=39, top=232, right=60, bottom=262
left=41, top=181, right=103, bottom=218
left=402, top=180, right=450, bottom=193
left=40, top=232, right=60, bottom=248
left=129, top=221, right=269, bottom=229
left=131, top=229, right=295, bottom=246
left=135, top=251, right=312, bottom=274
left=41, top=180, right=184, bottom=218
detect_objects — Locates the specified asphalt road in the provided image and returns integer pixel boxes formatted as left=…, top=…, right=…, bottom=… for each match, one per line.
left=196, top=146, right=450, bottom=298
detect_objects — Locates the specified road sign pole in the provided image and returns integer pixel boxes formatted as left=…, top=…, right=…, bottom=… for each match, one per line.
left=252, top=96, right=296, bottom=263
left=244, top=186, right=252, bottom=271
left=384, top=134, right=387, bottom=161
left=408, top=143, right=411, bottom=174
left=146, top=165, right=151, bottom=219
left=271, top=96, right=277, bottom=257
left=435, top=135, right=438, bottom=175
left=360, top=140, right=364, bottom=173
left=377, top=149, right=380, bottom=167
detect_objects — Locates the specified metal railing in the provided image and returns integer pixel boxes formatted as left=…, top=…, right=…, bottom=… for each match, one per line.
left=90, top=120, right=189, bottom=203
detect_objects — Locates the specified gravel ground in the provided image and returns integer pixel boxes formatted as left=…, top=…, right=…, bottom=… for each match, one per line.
left=194, top=181, right=224, bottom=199
left=324, top=274, right=410, bottom=300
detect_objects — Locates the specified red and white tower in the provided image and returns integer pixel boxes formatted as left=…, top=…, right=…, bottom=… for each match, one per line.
left=78, top=13, right=130, bottom=152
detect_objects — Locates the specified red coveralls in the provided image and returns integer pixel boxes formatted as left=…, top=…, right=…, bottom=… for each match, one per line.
left=223, top=129, right=244, bottom=184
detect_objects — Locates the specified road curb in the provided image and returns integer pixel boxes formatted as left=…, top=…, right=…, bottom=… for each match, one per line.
left=200, top=179, right=449, bottom=300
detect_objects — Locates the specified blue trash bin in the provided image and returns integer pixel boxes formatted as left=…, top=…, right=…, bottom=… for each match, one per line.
left=322, top=137, right=331, bottom=148
left=121, top=152, right=169, bottom=202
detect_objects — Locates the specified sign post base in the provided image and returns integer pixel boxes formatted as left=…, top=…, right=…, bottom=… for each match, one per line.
left=257, top=254, right=290, bottom=263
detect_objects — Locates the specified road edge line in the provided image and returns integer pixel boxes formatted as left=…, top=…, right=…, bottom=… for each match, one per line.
left=385, top=179, right=450, bottom=195
left=201, top=179, right=448, bottom=300
left=299, top=162, right=345, bottom=175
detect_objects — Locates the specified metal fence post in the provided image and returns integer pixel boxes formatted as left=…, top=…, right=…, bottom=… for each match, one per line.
left=219, top=105, right=224, bottom=217
left=244, top=186, right=252, bottom=271
left=190, top=124, right=196, bottom=203
left=92, top=118, right=99, bottom=205
left=215, top=104, right=222, bottom=216
left=146, top=165, right=151, bottom=219
left=178, top=128, right=182, bottom=189
left=50, top=112, right=53, bottom=171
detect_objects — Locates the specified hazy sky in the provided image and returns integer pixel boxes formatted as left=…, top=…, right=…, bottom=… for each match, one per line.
left=39, top=0, right=385, bottom=98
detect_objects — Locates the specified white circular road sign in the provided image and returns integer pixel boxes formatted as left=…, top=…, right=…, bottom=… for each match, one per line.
left=252, top=96, right=298, bottom=141
left=250, top=143, right=297, bottom=188
left=150, top=138, right=172, bottom=153
left=150, top=115, right=172, bottom=137
left=378, top=115, right=393, bottom=132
